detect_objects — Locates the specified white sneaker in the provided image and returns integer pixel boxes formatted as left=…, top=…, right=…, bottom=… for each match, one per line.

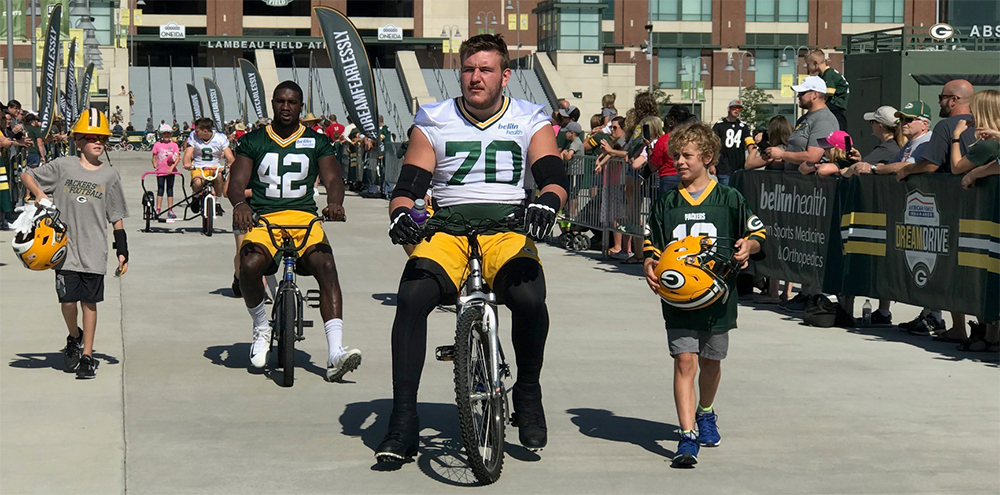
left=249, top=327, right=271, bottom=368
left=326, top=347, right=362, bottom=382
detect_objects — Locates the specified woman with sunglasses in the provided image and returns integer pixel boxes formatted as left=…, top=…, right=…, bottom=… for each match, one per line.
left=20, top=108, right=129, bottom=379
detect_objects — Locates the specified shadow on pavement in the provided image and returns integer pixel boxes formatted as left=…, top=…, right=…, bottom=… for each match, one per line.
left=140, top=226, right=231, bottom=235
left=566, top=408, right=678, bottom=460
left=847, top=326, right=1000, bottom=366
left=203, top=343, right=330, bottom=382
left=10, top=352, right=120, bottom=371
left=209, top=287, right=238, bottom=298
left=341, top=399, right=518, bottom=487
left=371, top=293, right=397, bottom=306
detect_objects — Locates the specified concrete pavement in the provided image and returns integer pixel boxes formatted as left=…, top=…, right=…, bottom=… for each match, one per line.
left=1, top=151, right=998, bottom=494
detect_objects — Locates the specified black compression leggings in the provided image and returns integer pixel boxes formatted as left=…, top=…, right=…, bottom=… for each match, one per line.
left=390, top=256, right=549, bottom=410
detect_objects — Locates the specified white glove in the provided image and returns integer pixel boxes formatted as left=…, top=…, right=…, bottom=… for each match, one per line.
left=37, top=198, right=53, bottom=209
left=11, top=204, right=39, bottom=235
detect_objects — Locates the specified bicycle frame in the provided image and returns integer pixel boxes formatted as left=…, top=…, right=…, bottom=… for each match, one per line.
left=458, top=236, right=504, bottom=399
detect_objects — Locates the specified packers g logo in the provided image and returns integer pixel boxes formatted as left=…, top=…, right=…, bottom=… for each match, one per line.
left=660, top=269, right=686, bottom=290
left=929, top=23, right=954, bottom=41
left=747, top=215, right=764, bottom=231
left=912, top=262, right=931, bottom=288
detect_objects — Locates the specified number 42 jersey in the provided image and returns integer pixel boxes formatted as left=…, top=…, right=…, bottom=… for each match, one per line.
left=414, top=96, right=551, bottom=207
left=234, top=124, right=334, bottom=215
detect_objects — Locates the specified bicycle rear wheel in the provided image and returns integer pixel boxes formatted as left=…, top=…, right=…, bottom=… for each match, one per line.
left=454, top=305, right=505, bottom=485
left=279, top=291, right=296, bottom=387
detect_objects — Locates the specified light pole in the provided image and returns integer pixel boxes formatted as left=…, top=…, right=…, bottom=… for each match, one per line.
left=505, top=0, right=523, bottom=68
left=678, top=56, right=710, bottom=114
left=5, top=0, right=13, bottom=102
left=779, top=45, right=808, bottom=120
left=28, top=0, right=37, bottom=110
left=645, top=23, right=653, bottom=92
left=723, top=50, right=756, bottom=100
left=440, top=25, right=461, bottom=69
left=475, top=11, right=499, bottom=34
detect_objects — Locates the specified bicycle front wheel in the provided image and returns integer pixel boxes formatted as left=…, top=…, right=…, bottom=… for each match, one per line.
left=279, top=291, right=296, bottom=387
left=202, top=195, right=214, bottom=236
left=454, top=305, right=505, bottom=485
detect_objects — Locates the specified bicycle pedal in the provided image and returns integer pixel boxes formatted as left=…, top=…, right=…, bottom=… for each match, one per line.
left=302, top=320, right=314, bottom=328
left=305, top=289, right=321, bottom=308
left=435, top=345, right=455, bottom=361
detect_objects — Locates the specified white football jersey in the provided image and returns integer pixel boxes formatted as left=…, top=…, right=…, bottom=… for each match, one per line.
left=414, top=96, right=550, bottom=207
left=186, top=132, right=230, bottom=168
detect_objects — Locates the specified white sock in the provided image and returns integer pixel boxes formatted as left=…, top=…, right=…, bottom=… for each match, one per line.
left=325, top=319, right=344, bottom=360
left=248, top=301, right=268, bottom=330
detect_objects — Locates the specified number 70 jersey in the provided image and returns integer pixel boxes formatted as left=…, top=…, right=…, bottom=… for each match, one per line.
left=415, top=96, right=551, bottom=208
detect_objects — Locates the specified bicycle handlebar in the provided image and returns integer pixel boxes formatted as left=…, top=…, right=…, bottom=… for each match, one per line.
left=252, top=214, right=325, bottom=255
left=419, top=210, right=525, bottom=241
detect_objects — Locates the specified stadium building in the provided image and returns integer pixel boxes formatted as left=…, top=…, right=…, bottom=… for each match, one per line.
left=1, top=0, right=996, bottom=134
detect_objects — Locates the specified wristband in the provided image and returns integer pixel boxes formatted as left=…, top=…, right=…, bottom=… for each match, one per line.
left=951, top=139, right=961, bottom=143
left=232, top=200, right=247, bottom=209
left=113, top=229, right=128, bottom=263
left=870, top=164, right=878, bottom=174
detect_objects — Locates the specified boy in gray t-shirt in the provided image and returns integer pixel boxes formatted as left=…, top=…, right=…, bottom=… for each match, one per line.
left=22, top=110, right=129, bottom=379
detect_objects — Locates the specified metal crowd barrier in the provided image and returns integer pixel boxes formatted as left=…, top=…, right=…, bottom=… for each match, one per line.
left=561, top=154, right=660, bottom=241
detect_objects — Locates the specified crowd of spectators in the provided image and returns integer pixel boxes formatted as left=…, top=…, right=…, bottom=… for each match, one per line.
left=550, top=68, right=999, bottom=352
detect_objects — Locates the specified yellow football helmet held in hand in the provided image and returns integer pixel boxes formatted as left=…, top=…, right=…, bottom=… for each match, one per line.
left=12, top=207, right=69, bottom=271
left=653, top=235, right=737, bottom=310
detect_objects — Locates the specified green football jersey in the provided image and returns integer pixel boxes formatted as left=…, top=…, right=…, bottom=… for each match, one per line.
left=234, top=125, right=334, bottom=215
left=643, top=181, right=766, bottom=332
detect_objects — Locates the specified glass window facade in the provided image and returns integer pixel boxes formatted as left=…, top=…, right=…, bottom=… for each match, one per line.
left=746, top=0, right=808, bottom=22
left=649, top=0, right=712, bottom=21
left=657, top=48, right=701, bottom=88
left=749, top=49, right=795, bottom=90
left=842, top=0, right=903, bottom=23
left=535, top=0, right=603, bottom=52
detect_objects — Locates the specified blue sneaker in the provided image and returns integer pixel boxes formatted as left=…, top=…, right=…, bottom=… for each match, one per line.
left=696, top=410, right=721, bottom=447
left=673, top=431, right=699, bottom=467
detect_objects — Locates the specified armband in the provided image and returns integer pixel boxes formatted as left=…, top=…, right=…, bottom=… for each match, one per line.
left=530, top=154, right=570, bottom=193
left=113, top=229, right=128, bottom=263
left=390, top=164, right=432, bottom=202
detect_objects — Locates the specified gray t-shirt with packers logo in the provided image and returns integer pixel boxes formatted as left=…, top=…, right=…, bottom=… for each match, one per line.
left=26, top=156, right=129, bottom=274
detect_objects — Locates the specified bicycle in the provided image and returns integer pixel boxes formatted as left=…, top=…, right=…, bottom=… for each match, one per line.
left=424, top=211, right=524, bottom=485
left=139, top=167, right=220, bottom=235
left=252, top=214, right=327, bottom=387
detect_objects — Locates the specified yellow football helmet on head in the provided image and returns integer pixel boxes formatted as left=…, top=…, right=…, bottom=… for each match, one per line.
left=653, top=235, right=737, bottom=310
left=12, top=207, right=68, bottom=271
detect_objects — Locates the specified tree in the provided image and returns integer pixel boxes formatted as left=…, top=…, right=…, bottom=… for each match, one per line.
left=738, top=86, right=773, bottom=130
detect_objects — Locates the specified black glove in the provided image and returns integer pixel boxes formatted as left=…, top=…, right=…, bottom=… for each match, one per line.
left=524, top=192, right=560, bottom=241
left=388, top=207, right=422, bottom=245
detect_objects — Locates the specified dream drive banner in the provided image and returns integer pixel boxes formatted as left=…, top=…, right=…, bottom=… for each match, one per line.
left=203, top=78, right=225, bottom=133
left=186, top=84, right=204, bottom=121
left=238, top=58, right=268, bottom=121
left=78, top=63, right=94, bottom=111
left=839, top=175, right=999, bottom=320
left=65, top=38, right=78, bottom=125
left=731, top=170, right=843, bottom=291
left=315, top=7, right=378, bottom=142
left=38, top=3, right=62, bottom=137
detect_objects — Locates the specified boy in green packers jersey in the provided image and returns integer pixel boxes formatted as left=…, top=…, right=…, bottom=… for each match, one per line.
left=642, top=122, right=766, bottom=467
left=228, top=81, right=359, bottom=383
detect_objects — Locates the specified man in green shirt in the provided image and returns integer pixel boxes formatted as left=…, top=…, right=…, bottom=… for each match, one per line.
left=24, top=114, right=46, bottom=167
left=807, top=49, right=849, bottom=132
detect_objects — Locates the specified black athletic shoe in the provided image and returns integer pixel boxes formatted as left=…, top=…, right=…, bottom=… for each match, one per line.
left=511, top=387, right=547, bottom=449
left=190, top=199, right=201, bottom=214
left=76, top=354, right=99, bottom=379
left=63, top=331, right=83, bottom=371
left=231, top=276, right=242, bottom=298
left=215, top=203, right=225, bottom=217
left=375, top=411, right=420, bottom=463
left=871, top=310, right=892, bottom=325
